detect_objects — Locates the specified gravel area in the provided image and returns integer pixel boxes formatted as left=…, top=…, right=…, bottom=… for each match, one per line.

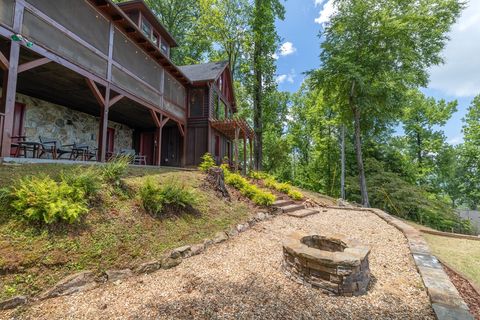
left=1, top=209, right=434, bottom=320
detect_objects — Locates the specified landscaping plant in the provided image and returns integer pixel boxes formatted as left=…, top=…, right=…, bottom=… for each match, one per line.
left=140, top=178, right=197, bottom=216
left=102, top=155, right=130, bottom=184
left=199, top=153, right=216, bottom=172
left=264, top=177, right=304, bottom=201
left=222, top=166, right=275, bottom=206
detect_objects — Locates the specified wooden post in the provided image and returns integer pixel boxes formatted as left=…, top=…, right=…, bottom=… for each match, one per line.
left=98, top=86, right=110, bottom=162
left=1, top=2, right=23, bottom=158
left=243, top=135, right=247, bottom=175
left=182, top=125, right=187, bottom=167
left=0, top=42, right=20, bottom=158
left=234, top=127, right=240, bottom=172
left=249, top=137, right=253, bottom=171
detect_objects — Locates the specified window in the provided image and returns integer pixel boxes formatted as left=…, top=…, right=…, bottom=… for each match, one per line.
left=190, top=89, right=204, bottom=117
left=153, top=33, right=159, bottom=46
left=160, top=38, right=169, bottom=56
left=141, top=19, right=152, bottom=38
left=215, top=135, right=220, bottom=157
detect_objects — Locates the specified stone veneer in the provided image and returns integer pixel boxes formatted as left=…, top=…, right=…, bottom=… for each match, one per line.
left=283, top=232, right=371, bottom=296
left=14, top=92, right=133, bottom=155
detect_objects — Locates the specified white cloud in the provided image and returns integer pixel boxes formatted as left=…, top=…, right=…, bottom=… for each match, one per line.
left=276, top=70, right=296, bottom=84
left=428, top=1, right=480, bottom=97
left=448, top=135, right=464, bottom=145
left=314, top=0, right=336, bottom=25
left=279, top=42, right=297, bottom=56
left=272, top=53, right=279, bottom=60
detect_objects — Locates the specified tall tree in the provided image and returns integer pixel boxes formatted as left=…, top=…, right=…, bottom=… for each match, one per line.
left=313, top=0, right=464, bottom=207
left=251, top=0, right=285, bottom=170
left=460, top=95, right=480, bottom=209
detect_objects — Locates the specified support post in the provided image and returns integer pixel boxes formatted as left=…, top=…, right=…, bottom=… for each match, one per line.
left=234, top=127, right=240, bottom=172
left=97, top=86, right=110, bottom=162
left=249, top=137, right=253, bottom=171
left=243, top=135, right=247, bottom=175
left=182, top=125, right=187, bottom=167
left=0, top=42, right=20, bottom=158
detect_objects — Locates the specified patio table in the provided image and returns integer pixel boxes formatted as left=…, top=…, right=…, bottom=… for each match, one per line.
left=17, top=141, right=43, bottom=158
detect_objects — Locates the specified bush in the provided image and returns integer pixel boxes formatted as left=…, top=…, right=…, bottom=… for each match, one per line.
left=9, top=175, right=89, bottom=224
left=199, top=153, right=216, bottom=172
left=61, top=167, right=103, bottom=199
left=102, top=156, right=130, bottom=184
left=249, top=171, right=271, bottom=180
left=264, top=178, right=304, bottom=201
left=140, top=178, right=197, bottom=216
left=222, top=167, right=275, bottom=206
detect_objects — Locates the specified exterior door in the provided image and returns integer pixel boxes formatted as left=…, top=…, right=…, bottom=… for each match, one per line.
left=140, top=131, right=155, bottom=165
left=161, top=126, right=180, bottom=166
left=10, top=103, right=26, bottom=156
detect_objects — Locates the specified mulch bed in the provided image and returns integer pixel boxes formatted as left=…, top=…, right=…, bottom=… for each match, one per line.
left=442, top=263, right=480, bottom=319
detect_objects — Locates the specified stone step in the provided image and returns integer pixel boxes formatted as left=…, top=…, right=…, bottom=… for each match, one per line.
left=281, top=204, right=306, bottom=213
left=273, top=199, right=294, bottom=208
left=287, top=209, right=319, bottom=218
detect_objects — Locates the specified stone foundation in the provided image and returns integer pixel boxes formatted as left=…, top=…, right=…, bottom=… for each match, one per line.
left=282, top=232, right=371, bottom=296
left=14, top=92, right=133, bottom=154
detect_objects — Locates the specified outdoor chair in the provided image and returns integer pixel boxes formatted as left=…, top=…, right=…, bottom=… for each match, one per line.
left=119, top=149, right=147, bottom=165
left=39, top=136, right=74, bottom=160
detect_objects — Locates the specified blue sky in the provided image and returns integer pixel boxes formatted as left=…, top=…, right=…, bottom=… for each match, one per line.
left=274, top=0, right=480, bottom=145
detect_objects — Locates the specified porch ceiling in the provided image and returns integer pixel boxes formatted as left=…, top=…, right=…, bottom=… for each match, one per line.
left=0, top=47, right=156, bottom=129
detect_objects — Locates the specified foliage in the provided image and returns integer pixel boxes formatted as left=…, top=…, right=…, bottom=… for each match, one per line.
left=249, top=171, right=271, bottom=180
left=102, top=156, right=130, bottom=184
left=222, top=167, right=275, bottom=206
left=140, top=178, right=197, bottom=216
left=264, top=178, right=304, bottom=201
left=199, top=153, right=216, bottom=172
left=60, top=167, right=103, bottom=199
left=346, top=159, right=472, bottom=234
left=9, top=175, right=89, bottom=224
left=313, top=0, right=464, bottom=206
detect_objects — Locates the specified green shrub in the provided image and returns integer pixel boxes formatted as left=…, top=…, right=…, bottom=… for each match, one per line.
left=61, top=167, right=103, bottom=198
left=102, top=156, right=130, bottom=184
left=249, top=171, right=271, bottom=180
left=140, top=178, right=197, bottom=216
left=9, top=175, right=89, bottom=224
left=222, top=168, right=275, bottom=206
left=264, top=178, right=304, bottom=200
left=199, top=153, right=216, bottom=172
left=288, top=190, right=304, bottom=201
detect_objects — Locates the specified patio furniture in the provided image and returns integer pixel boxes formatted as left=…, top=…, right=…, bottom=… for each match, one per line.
left=120, top=149, right=147, bottom=165
left=17, top=141, right=43, bottom=158
left=38, top=137, right=62, bottom=159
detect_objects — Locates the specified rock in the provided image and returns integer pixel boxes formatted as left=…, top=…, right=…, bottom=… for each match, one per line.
left=256, top=212, right=267, bottom=221
left=171, top=245, right=192, bottom=258
left=0, top=296, right=27, bottom=310
left=213, top=231, right=228, bottom=243
left=135, top=261, right=161, bottom=274
left=227, top=227, right=239, bottom=238
left=203, top=238, right=214, bottom=248
left=236, top=224, right=248, bottom=233
left=106, top=269, right=132, bottom=282
left=337, top=198, right=349, bottom=207
left=39, top=271, right=97, bottom=300
left=190, top=244, right=205, bottom=256
left=161, top=256, right=182, bottom=269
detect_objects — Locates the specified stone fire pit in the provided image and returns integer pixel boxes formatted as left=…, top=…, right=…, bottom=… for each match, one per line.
left=282, top=232, right=371, bottom=296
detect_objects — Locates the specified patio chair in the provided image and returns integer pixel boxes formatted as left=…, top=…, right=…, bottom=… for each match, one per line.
left=39, top=136, right=73, bottom=160
left=119, top=149, right=147, bottom=165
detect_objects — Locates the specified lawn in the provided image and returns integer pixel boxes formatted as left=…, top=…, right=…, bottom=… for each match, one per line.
left=422, top=233, right=480, bottom=288
left=0, top=163, right=252, bottom=301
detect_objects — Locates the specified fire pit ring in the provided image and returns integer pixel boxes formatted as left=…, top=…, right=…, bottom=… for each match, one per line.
left=282, top=232, right=371, bottom=296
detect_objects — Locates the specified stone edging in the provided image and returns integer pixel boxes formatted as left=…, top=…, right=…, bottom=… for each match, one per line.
left=0, top=210, right=279, bottom=311
left=420, top=228, right=480, bottom=241
left=327, top=206, right=474, bottom=320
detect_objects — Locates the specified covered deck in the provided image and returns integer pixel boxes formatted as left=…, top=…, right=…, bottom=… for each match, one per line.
left=211, top=117, right=254, bottom=173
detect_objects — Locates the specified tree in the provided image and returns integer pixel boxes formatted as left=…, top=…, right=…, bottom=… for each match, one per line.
left=402, top=90, right=457, bottom=184
left=313, top=0, right=464, bottom=207
left=460, top=95, right=480, bottom=209
left=251, top=0, right=285, bottom=170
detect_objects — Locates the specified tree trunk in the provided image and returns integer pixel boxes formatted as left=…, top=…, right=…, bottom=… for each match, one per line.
left=353, top=106, right=370, bottom=207
left=340, top=125, right=346, bottom=200
left=253, top=17, right=263, bottom=171
left=416, top=131, right=422, bottom=165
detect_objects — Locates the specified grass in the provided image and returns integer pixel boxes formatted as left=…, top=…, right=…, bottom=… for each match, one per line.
left=0, top=164, right=250, bottom=300
left=422, top=233, right=480, bottom=288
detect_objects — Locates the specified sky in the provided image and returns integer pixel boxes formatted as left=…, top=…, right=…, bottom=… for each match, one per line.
left=273, top=0, right=480, bottom=145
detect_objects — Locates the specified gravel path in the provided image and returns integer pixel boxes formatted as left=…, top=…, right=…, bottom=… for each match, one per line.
left=2, top=209, right=434, bottom=320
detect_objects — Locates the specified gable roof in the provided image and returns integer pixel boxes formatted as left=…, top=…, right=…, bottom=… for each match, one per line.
left=178, top=61, right=229, bottom=83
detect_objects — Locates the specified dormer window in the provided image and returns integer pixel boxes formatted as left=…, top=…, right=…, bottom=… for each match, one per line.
left=160, top=38, right=169, bottom=56
left=141, top=19, right=152, bottom=38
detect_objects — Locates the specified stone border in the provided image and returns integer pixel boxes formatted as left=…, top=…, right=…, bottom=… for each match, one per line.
left=0, top=210, right=277, bottom=311
left=327, top=206, right=474, bottom=320
left=420, top=228, right=480, bottom=241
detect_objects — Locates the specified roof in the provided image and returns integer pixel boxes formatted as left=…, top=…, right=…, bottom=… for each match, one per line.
left=178, top=61, right=229, bottom=83
left=211, top=118, right=255, bottom=140
left=117, top=0, right=178, bottom=47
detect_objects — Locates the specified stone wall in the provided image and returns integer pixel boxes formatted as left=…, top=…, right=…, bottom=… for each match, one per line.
left=14, top=93, right=133, bottom=154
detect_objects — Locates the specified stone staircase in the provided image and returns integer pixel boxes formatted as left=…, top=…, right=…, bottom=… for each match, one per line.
left=273, top=199, right=319, bottom=218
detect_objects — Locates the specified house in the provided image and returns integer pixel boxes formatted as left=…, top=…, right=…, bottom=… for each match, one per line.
left=0, top=0, right=254, bottom=169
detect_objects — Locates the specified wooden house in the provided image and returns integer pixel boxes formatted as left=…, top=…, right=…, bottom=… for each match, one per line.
left=0, top=0, right=254, bottom=168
